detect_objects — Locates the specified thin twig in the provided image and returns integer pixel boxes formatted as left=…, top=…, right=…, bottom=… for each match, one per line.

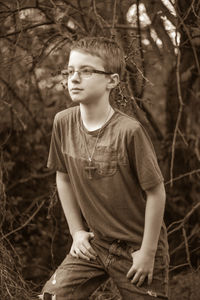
left=132, top=61, right=154, bottom=86
left=7, top=171, right=55, bottom=191
left=112, top=0, right=117, bottom=29
left=77, top=0, right=88, bottom=32
left=92, top=0, right=116, bottom=37
left=181, top=0, right=195, bottom=23
left=192, top=2, right=200, bottom=19
left=136, top=0, right=146, bottom=99
left=177, top=128, right=188, bottom=146
left=170, top=228, right=197, bottom=256
left=92, top=0, right=105, bottom=33
left=0, top=77, right=48, bottom=147
left=0, top=21, right=54, bottom=39
left=0, top=198, right=46, bottom=240
left=169, top=263, right=189, bottom=272
left=165, top=169, right=200, bottom=185
left=167, top=202, right=200, bottom=236
left=169, top=47, right=184, bottom=187
left=0, top=5, right=38, bottom=15
left=176, top=3, right=200, bottom=74
left=0, top=151, right=6, bottom=228
left=182, top=225, right=194, bottom=270
left=2, top=100, right=27, bottom=130
left=165, top=168, right=200, bottom=186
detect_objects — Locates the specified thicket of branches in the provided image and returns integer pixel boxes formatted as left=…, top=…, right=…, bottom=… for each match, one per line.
left=0, top=0, right=200, bottom=299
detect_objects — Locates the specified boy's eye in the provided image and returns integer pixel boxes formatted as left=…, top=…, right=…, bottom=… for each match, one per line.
left=68, top=69, right=74, bottom=76
left=61, top=67, right=96, bottom=78
left=81, top=68, right=93, bottom=76
left=61, top=69, right=72, bottom=77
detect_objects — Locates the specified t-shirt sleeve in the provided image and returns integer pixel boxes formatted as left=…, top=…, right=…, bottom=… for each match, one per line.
left=129, top=124, right=164, bottom=191
left=47, top=114, right=69, bottom=178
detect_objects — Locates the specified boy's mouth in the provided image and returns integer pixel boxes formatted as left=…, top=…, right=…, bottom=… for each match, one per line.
left=71, top=88, right=83, bottom=95
left=71, top=88, right=83, bottom=91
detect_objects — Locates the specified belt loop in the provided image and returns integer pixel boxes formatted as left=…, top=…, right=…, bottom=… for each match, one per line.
left=43, top=292, right=56, bottom=300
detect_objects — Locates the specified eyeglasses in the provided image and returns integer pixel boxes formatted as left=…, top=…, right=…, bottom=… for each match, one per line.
left=61, top=67, right=113, bottom=79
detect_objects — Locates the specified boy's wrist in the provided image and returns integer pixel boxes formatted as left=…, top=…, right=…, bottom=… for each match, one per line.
left=71, top=228, right=86, bottom=238
left=140, top=245, right=157, bottom=256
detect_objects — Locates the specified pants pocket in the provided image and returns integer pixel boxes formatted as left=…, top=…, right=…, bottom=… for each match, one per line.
left=127, top=246, right=169, bottom=298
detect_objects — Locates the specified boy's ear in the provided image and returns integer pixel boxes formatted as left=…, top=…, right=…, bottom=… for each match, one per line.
left=107, top=73, right=119, bottom=90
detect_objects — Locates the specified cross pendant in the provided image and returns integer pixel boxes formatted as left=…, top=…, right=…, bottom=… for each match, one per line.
left=85, top=159, right=97, bottom=179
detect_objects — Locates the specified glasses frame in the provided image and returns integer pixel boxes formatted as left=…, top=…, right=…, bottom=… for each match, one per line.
left=61, top=68, right=113, bottom=79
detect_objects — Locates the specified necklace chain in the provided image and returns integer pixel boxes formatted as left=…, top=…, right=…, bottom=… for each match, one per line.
left=82, top=106, right=112, bottom=163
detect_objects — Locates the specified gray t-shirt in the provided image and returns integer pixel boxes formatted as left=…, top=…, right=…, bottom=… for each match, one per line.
left=47, top=106, right=167, bottom=248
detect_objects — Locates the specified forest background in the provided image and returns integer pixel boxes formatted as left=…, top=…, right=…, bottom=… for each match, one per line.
left=0, top=0, right=200, bottom=299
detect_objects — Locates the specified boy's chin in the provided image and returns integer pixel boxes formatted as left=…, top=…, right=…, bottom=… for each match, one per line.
left=71, top=97, right=92, bottom=104
left=71, top=98, right=81, bottom=103
left=71, top=96, right=83, bottom=103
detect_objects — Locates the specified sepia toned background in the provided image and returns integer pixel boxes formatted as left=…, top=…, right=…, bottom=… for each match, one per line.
left=0, top=0, right=199, bottom=299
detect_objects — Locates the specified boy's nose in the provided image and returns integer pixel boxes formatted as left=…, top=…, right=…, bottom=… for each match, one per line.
left=71, top=71, right=81, bottom=82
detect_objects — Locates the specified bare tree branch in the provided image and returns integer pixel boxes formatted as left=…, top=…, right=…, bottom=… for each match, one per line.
left=143, top=0, right=175, bottom=59
left=0, top=5, right=39, bottom=15
left=0, top=197, right=47, bottom=241
left=136, top=0, right=146, bottom=99
left=7, top=171, right=55, bottom=191
left=0, top=21, right=54, bottom=39
left=165, top=169, right=200, bottom=186
left=77, top=0, right=89, bottom=32
left=0, top=77, right=48, bottom=147
left=169, top=48, right=184, bottom=187
left=156, top=0, right=177, bottom=26
left=176, top=5, right=200, bottom=74
left=182, top=225, right=193, bottom=270
left=2, top=100, right=27, bottom=130
left=167, top=202, right=200, bottom=236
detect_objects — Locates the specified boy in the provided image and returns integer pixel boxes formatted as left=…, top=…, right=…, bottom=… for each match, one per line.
left=40, top=37, right=169, bottom=300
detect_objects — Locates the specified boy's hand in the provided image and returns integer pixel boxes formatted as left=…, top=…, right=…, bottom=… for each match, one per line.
left=126, top=249, right=155, bottom=287
left=70, top=230, right=97, bottom=261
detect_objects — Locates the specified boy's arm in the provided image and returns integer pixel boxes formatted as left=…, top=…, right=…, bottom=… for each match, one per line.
left=141, top=181, right=166, bottom=254
left=56, top=171, right=97, bottom=261
left=127, top=181, right=166, bottom=286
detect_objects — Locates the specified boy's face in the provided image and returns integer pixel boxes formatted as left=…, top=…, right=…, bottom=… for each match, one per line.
left=67, top=50, right=112, bottom=104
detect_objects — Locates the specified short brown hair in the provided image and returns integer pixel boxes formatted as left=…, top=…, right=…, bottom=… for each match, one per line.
left=70, top=37, right=125, bottom=79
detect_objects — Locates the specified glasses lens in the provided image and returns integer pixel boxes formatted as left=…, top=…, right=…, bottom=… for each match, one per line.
left=81, top=68, right=93, bottom=78
left=62, top=68, right=94, bottom=79
left=61, top=70, right=70, bottom=78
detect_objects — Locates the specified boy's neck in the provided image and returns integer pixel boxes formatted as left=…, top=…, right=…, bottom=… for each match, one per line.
left=80, top=101, right=114, bottom=132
